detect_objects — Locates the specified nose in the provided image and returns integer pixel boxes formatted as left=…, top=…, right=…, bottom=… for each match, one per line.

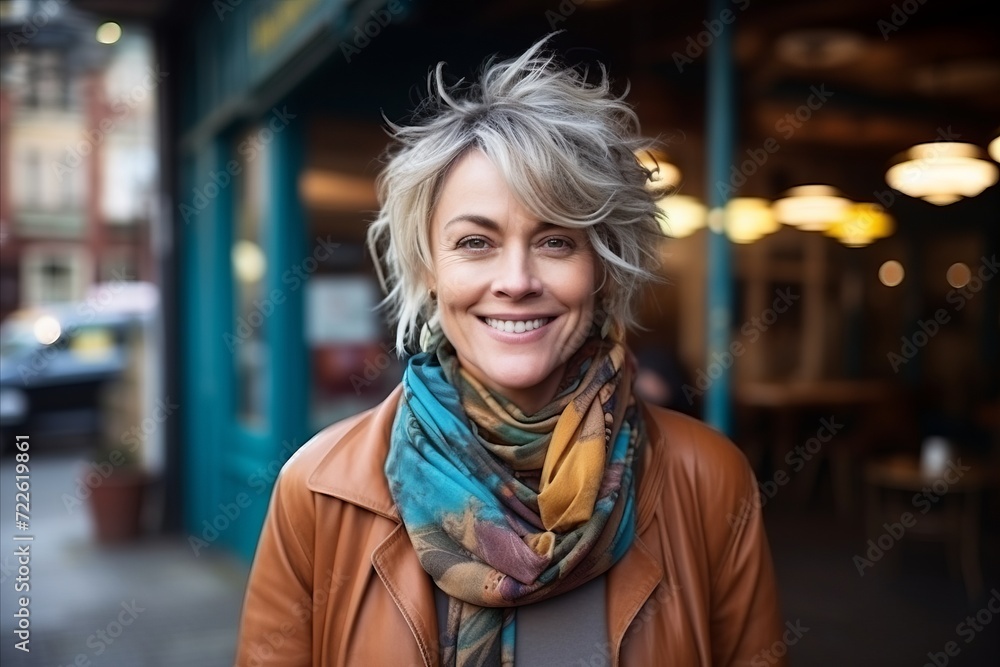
left=491, top=246, right=542, bottom=300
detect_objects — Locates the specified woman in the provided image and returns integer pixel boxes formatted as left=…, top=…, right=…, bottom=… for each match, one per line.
left=236, top=38, right=786, bottom=667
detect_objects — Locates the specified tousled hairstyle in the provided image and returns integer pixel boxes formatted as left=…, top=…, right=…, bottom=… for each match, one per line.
left=367, top=35, right=666, bottom=354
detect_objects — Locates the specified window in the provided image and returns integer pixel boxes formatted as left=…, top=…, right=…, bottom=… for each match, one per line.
left=22, top=149, right=41, bottom=209
left=231, top=127, right=270, bottom=428
left=22, top=249, right=87, bottom=305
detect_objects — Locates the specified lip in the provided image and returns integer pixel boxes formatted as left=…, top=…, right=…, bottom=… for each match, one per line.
left=478, top=314, right=557, bottom=321
left=477, top=315, right=556, bottom=343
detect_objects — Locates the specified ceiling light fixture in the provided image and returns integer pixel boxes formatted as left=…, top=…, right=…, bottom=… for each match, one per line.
left=825, top=202, right=894, bottom=248
left=725, top=197, right=778, bottom=244
left=885, top=142, right=998, bottom=205
left=772, top=185, right=851, bottom=231
left=988, top=135, right=1000, bottom=163
left=655, top=194, right=706, bottom=239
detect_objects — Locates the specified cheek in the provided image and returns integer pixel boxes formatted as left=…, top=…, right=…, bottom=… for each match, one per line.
left=433, top=258, right=472, bottom=301
left=437, top=277, right=477, bottom=310
left=563, top=258, right=598, bottom=312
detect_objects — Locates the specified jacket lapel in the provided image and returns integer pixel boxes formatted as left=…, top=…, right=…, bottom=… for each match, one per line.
left=306, top=385, right=403, bottom=521
left=606, top=537, right=664, bottom=667
left=371, top=523, right=440, bottom=667
left=308, top=386, right=440, bottom=665
left=306, top=385, right=667, bottom=667
left=604, top=403, right=668, bottom=666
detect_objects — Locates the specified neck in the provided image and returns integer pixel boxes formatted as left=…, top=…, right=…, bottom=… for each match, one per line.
left=468, top=363, right=567, bottom=416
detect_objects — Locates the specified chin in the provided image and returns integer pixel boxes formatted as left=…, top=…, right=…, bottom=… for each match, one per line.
left=474, top=359, right=563, bottom=401
left=486, top=371, right=552, bottom=393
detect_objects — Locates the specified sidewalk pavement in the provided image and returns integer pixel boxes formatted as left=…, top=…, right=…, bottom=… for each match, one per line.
left=1, top=453, right=249, bottom=667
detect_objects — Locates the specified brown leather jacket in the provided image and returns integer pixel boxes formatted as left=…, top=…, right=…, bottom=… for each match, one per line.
left=236, top=385, right=788, bottom=666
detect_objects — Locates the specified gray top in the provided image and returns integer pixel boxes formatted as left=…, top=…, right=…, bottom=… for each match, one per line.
left=432, top=575, right=610, bottom=666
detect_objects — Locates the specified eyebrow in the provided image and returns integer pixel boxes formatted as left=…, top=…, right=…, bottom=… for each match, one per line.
left=443, top=215, right=561, bottom=234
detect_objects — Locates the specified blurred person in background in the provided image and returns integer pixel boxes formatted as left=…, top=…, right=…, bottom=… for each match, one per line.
left=236, top=37, right=784, bottom=666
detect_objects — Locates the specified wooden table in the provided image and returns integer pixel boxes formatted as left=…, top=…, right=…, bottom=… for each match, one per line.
left=734, top=379, right=903, bottom=514
left=864, top=454, right=987, bottom=600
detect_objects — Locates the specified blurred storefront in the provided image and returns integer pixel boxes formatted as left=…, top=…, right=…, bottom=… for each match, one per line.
left=50, top=0, right=999, bottom=564
left=0, top=4, right=163, bottom=461
left=0, top=6, right=156, bottom=320
left=1, top=1, right=995, bottom=663
left=171, top=0, right=408, bottom=559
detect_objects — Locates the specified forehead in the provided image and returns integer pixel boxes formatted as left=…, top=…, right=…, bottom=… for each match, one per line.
left=431, top=150, right=565, bottom=231
left=434, top=150, right=511, bottom=209
left=430, top=150, right=526, bottom=233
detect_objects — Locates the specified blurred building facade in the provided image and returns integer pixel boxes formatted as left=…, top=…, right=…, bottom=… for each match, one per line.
left=41, top=0, right=1000, bottom=562
left=0, top=4, right=155, bottom=323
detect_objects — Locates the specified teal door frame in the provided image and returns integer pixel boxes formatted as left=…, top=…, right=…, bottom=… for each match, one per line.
left=182, top=107, right=309, bottom=562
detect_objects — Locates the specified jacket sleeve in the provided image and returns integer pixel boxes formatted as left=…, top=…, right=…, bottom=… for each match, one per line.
left=709, top=459, right=789, bottom=667
left=235, top=457, right=316, bottom=667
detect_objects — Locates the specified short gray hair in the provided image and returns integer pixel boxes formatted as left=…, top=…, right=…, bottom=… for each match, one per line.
left=367, top=36, right=665, bottom=354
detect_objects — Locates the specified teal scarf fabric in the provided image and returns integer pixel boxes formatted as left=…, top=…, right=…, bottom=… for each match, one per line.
left=385, top=336, right=644, bottom=666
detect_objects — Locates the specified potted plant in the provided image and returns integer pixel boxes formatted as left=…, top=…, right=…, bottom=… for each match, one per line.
left=86, top=324, right=151, bottom=544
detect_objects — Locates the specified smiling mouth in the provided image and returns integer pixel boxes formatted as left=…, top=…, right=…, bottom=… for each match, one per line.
left=479, top=317, right=553, bottom=334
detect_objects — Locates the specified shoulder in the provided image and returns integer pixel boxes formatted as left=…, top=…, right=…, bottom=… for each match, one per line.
left=281, top=409, right=375, bottom=481
left=273, top=385, right=403, bottom=520
left=640, top=404, right=760, bottom=562
left=644, top=404, right=754, bottom=488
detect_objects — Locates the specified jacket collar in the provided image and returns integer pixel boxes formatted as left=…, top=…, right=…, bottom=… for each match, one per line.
left=305, top=384, right=404, bottom=522
left=305, top=384, right=665, bottom=526
left=305, top=383, right=665, bottom=667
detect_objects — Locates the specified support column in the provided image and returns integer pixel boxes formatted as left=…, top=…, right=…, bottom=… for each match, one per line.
left=704, top=0, right=736, bottom=434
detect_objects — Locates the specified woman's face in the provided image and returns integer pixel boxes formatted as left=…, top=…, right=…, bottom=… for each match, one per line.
left=429, top=150, right=597, bottom=415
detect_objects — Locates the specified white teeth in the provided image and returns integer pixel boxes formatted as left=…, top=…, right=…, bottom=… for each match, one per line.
left=485, top=318, right=549, bottom=333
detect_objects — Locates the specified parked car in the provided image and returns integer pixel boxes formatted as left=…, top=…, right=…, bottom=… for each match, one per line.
left=0, top=283, right=157, bottom=451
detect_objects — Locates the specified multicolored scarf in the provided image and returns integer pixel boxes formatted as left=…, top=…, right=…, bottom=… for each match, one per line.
left=385, top=333, right=645, bottom=666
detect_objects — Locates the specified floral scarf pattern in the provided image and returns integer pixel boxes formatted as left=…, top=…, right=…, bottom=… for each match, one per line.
left=385, top=334, right=645, bottom=666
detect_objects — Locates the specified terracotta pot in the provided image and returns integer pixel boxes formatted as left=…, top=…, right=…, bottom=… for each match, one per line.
left=87, top=468, right=148, bottom=544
